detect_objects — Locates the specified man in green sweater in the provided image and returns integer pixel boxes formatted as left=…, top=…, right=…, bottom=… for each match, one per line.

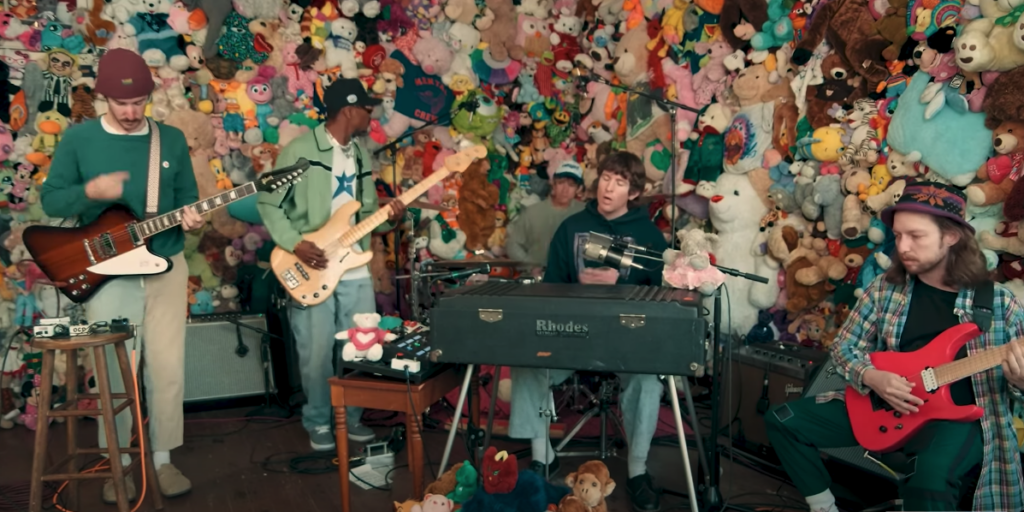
left=506, top=160, right=584, bottom=267
left=258, top=79, right=405, bottom=451
left=41, top=49, right=201, bottom=503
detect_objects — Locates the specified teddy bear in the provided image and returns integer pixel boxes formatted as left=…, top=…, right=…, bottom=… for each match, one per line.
left=550, top=9, right=583, bottom=74
left=722, top=64, right=780, bottom=175
left=770, top=225, right=845, bottom=315
left=336, top=312, right=398, bottom=362
left=808, top=173, right=843, bottom=239
left=557, top=461, right=615, bottom=512
left=953, top=0, right=1024, bottom=73
left=676, top=102, right=731, bottom=196
left=790, top=0, right=889, bottom=89
left=410, top=494, right=455, bottom=512
left=615, top=24, right=673, bottom=188
left=662, top=228, right=727, bottom=295
left=325, top=17, right=360, bottom=79
left=965, top=66, right=1024, bottom=207
left=708, top=170, right=781, bottom=334
left=478, top=0, right=524, bottom=63
left=456, top=159, right=500, bottom=255
left=122, top=0, right=191, bottom=71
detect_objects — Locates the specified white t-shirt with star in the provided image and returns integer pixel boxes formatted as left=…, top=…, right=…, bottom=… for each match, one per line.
left=329, top=135, right=370, bottom=282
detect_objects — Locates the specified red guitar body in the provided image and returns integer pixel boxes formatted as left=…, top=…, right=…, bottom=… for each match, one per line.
left=845, top=323, right=985, bottom=453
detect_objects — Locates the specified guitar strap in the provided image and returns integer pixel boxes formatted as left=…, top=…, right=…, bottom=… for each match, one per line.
left=144, top=118, right=162, bottom=220
left=973, top=280, right=995, bottom=333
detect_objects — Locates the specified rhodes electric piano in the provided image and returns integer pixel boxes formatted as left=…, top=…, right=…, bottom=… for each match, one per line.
left=430, top=282, right=708, bottom=376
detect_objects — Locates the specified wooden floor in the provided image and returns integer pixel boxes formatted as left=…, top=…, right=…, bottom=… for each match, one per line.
left=0, top=405, right=823, bottom=512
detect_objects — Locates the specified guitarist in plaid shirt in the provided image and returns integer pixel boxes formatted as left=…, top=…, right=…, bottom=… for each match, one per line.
left=766, top=183, right=1024, bottom=512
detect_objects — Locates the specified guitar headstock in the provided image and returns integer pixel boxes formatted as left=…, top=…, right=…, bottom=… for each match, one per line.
left=256, top=158, right=311, bottom=192
left=443, top=145, right=488, bottom=174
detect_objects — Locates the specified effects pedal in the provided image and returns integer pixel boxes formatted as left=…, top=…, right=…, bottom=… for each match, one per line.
left=33, top=323, right=69, bottom=338
left=381, top=330, right=433, bottom=367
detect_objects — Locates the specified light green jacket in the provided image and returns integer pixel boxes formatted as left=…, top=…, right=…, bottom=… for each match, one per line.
left=257, top=124, right=392, bottom=252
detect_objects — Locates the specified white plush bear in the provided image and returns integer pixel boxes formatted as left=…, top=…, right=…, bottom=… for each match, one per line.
left=440, top=22, right=481, bottom=86
left=337, top=313, right=398, bottom=362
left=325, top=18, right=360, bottom=79
left=707, top=171, right=780, bottom=335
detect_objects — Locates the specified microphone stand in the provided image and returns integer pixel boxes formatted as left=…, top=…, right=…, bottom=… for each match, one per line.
left=374, top=109, right=459, bottom=318
left=223, top=317, right=292, bottom=419
left=578, top=72, right=701, bottom=247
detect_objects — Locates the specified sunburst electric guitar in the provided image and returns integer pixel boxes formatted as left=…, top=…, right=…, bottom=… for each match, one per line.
left=846, top=322, right=1024, bottom=453
left=271, top=145, right=488, bottom=307
left=23, top=162, right=311, bottom=303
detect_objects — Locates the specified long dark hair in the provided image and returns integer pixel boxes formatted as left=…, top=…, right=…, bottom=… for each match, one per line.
left=884, top=216, right=991, bottom=289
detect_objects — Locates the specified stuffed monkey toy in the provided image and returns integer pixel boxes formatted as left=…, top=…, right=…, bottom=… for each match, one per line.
left=558, top=461, right=615, bottom=512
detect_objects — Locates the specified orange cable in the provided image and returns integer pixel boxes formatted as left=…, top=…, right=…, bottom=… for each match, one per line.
left=52, top=348, right=148, bottom=512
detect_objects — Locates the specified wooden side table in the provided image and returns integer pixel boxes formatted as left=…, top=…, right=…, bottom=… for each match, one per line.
left=330, top=367, right=467, bottom=512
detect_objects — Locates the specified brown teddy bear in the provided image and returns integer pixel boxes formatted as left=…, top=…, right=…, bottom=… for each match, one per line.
left=478, top=0, right=524, bottom=62
left=615, top=23, right=673, bottom=189
left=558, top=460, right=615, bottom=512
left=966, top=67, right=1024, bottom=207
left=164, top=110, right=249, bottom=240
left=790, top=0, right=889, bottom=89
left=772, top=225, right=845, bottom=316
left=456, top=159, right=500, bottom=255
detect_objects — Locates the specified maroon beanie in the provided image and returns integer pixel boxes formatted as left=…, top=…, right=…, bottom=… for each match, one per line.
left=95, top=49, right=155, bottom=100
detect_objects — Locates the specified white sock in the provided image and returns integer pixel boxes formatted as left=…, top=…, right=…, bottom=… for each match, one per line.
left=627, top=457, right=646, bottom=479
left=153, top=450, right=171, bottom=469
left=806, top=489, right=838, bottom=512
left=531, top=437, right=555, bottom=464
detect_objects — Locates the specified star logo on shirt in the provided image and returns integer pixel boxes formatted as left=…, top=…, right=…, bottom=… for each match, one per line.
left=334, top=173, right=355, bottom=199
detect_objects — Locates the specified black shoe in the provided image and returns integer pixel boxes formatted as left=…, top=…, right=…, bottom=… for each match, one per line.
left=527, top=455, right=561, bottom=479
left=627, top=473, right=661, bottom=512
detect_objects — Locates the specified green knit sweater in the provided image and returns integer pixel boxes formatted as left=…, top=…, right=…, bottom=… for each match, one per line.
left=41, top=119, right=198, bottom=257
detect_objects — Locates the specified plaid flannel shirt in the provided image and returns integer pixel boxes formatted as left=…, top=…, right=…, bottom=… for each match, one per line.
left=821, top=275, right=1024, bottom=511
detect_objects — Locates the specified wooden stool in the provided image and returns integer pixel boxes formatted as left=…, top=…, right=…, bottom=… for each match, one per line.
left=28, top=330, right=163, bottom=512
left=330, top=367, right=474, bottom=512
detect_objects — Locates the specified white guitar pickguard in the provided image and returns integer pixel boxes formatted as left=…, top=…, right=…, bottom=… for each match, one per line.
left=87, top=246, right=170, bottom=276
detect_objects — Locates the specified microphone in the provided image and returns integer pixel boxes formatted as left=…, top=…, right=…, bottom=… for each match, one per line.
left=440, top=264, right=492, bottom=281
left=583, top=233, right=644, bottom=270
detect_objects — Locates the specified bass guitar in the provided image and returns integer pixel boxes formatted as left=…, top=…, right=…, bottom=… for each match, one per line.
left=846, top=322, right=1020, bottom=452
left=23, top=160, right=311, bottom=303
left=271, top=145, right=487, bottom=307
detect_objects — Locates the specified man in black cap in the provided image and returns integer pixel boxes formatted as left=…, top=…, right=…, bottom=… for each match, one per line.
left=765, top=182, right=1024, bottom=512
left=41, top=48, right=201, bottom=503
left=259, top=78, right=405, bottom=451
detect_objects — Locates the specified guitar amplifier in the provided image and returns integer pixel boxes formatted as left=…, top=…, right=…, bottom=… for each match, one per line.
left=183, top=314, right=276, bottom=403
left=725, top=343, right=904, bottom=482
left=722, top=343, right=829, bottom=447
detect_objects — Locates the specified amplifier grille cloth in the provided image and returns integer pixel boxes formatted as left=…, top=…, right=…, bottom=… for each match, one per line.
left=183, top=315, right=274, bottom=403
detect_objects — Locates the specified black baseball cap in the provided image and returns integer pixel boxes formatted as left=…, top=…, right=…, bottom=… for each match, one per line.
left=324, top=78, right=382, bottom=117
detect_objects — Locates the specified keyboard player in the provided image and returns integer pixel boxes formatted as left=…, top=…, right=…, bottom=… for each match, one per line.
left=508, top=152, right=669, bottom=512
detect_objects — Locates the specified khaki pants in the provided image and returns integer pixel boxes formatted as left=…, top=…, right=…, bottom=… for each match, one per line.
left=88, top=252, right=187, bottom=453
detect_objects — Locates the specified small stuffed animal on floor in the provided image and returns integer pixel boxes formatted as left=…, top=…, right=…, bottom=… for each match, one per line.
left=336, top=312, right=398, bottom=362
left=557, top=461, right=615, bottom=512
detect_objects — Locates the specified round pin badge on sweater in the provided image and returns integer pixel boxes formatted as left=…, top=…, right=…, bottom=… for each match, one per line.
left=163, top=161, right=169, bottom=168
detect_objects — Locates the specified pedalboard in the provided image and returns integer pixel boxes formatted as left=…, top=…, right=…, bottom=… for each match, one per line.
left=33, top=317, right=134, bottom=339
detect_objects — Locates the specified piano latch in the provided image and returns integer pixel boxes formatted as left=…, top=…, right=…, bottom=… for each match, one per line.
left=619, top=314, right=646, bottom=329
left=479, top=309, right=503, bottom=323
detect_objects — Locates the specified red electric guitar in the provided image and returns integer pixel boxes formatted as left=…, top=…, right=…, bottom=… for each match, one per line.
left=846, top=322, right=1022, bottom=453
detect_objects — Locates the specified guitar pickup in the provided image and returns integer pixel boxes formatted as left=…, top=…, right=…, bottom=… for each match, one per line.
left=294, top=262, right=310, bottom=280
left=281, top=269, right=300, bottom=290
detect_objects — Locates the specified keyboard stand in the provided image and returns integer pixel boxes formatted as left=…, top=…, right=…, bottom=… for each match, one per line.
left=438, top=364, right=702, bottom=512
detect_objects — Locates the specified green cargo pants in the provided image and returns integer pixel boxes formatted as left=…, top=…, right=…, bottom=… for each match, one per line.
left=764, top=397, right=983, bottom=511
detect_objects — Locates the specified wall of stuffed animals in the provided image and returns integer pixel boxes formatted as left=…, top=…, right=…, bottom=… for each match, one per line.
left=0, top=0, right=1019, bottom=362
